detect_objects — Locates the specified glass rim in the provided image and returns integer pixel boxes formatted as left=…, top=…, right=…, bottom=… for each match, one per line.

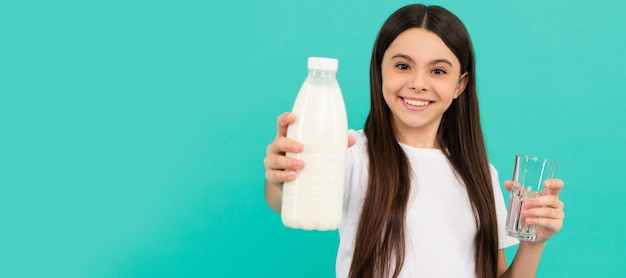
left=516, top=154, right=558, bottom=165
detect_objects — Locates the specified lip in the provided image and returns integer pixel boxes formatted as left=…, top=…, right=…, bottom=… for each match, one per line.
left=400, top=97, right=433, bottom=111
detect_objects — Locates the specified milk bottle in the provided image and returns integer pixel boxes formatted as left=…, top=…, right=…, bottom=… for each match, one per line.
left=281, top=57, right=347, bottom=231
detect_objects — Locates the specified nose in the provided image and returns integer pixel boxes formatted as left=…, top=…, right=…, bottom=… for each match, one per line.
left=408, top=71, right=427, bottom=91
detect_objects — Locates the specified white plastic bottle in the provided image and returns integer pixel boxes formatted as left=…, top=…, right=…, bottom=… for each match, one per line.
left=281, top=57, right=348, bottom=231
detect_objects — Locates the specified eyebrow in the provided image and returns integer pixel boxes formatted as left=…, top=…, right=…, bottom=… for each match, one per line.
left=391, top=53, right=453, bottom=67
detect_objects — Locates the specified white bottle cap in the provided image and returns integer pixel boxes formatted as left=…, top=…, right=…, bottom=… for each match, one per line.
left=307, top=57, right=338, bottom=72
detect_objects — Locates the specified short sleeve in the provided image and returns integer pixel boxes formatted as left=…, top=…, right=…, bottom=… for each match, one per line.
left=489, top=164, right=520, bottom=249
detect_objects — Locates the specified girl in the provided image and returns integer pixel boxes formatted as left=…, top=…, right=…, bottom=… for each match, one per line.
left=264, top=4, right=565, bottom=278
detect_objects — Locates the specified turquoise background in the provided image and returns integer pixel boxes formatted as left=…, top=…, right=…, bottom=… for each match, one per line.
left=1, top=0, right=624, bottom=277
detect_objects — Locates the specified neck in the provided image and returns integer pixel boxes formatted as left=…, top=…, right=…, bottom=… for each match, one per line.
left=394, top=121, right=441, bottom=149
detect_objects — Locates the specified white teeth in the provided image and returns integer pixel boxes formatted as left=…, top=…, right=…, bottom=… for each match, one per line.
left=404, top=98, right=430, bottom=106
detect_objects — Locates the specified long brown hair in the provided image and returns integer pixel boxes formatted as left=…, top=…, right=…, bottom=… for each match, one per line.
left=350, top=4, right=499, bottom=278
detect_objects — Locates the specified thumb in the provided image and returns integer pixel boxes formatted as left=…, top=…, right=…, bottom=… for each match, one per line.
left=503, top=180, right=514, bottom=191
left=348, top=135, right=356, bottom=148
left=546, top=179, right=564, bottom=196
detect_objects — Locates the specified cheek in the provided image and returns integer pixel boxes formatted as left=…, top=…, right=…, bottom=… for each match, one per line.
left=381, top=80, right=398, bottom=106
left=381, top=72, right=404, bottom=95
left=433, top=82, right=460, bottom=100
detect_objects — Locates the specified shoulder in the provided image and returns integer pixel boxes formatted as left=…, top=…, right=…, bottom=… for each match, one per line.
left=487, top=162, right=507, bottom=197
left=488, top=163, right=498, bottom=177
left=487, top=163, right=501, bottom=185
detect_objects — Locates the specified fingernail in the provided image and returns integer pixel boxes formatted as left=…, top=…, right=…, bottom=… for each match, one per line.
left=287, top=171, right=297, bottom=178
left=293, top=143, right=302, bottom=151
left=295, top=160, right=304, bottom=168
left=524, top=200, right=532, bottom=208
left=521, top=209, right=529, bottom=216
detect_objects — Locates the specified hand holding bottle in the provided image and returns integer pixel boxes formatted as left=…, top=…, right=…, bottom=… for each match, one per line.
left=264, top=112, right=305, bottom=189
left=263, top=112, right=355, bottom=213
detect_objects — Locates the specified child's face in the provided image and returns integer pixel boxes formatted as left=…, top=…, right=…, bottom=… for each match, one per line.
left=381, top=28, right=467, bottom=145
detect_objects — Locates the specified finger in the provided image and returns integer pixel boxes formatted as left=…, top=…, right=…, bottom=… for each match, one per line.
left=263, top=154, right=305, bottom=171
left=546, top=179, right=564, bottom=196
left=276, top=112, right=296, bottom=138
left=524, top=195, right=564, bottom=209
left=265, top=169, right=298, bottom=184
left=503, top=180, right=523, bottom=191
left=504, top=180, right=513, bottom=191
left=348, top=135, right=356, bottom=148
left=521, top=206, right=565, bottom=221
left=524, top=217, right=563, bottom=232
left=267, top=136, right=303, bottom=155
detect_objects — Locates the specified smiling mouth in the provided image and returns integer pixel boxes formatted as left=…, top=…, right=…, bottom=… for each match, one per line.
left=403, top=98, right=431, bottom=107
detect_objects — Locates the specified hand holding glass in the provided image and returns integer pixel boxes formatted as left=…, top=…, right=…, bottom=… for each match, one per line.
left=505, top=155, right=558, bottom=241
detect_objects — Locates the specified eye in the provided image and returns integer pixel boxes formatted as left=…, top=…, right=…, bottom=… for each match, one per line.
left=432, top=68, right=447, bottom=75
left=396, top=63, right=409, bottom=70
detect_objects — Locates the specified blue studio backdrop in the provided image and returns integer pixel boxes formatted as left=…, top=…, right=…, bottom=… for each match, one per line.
left=1, top=0, right=625, bottom=277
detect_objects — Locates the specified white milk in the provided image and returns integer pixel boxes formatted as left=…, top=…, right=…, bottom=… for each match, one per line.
left=281, top=57, right=347, bottom=231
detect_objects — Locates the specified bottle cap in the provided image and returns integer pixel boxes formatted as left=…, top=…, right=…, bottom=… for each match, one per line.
left=307, top=57, right=338, bottom=72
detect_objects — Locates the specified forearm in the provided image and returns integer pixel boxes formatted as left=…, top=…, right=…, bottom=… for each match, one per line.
left=500, top=242, right=546, bottom=278
left=264, top=180, right=282, bottom=213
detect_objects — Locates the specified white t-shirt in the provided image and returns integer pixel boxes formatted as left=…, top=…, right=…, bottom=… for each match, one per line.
left=336, top=130, right=519, bottom=278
